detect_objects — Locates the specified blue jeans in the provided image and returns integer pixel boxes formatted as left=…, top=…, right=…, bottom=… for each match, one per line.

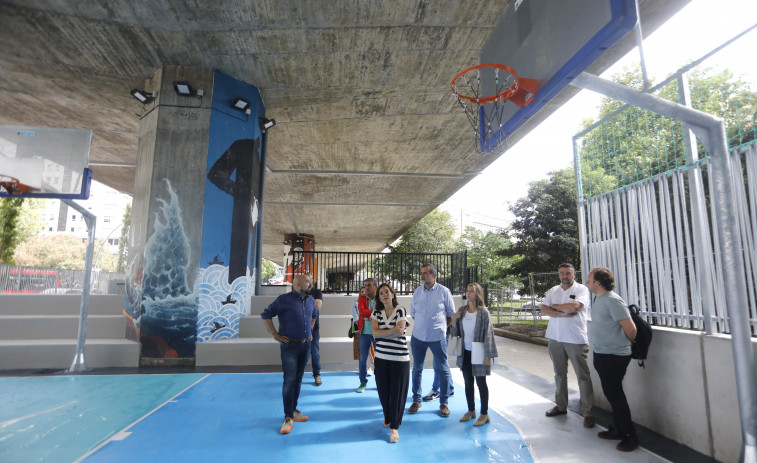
left=411, top=336, right=451, bottom=404
left=309, top=328, right=321, bottom=376
left=358, top=333, right=375, bottom=383
left=281, top=340, right=310, bottom=419
left=431, top=370, right=455, bottom=395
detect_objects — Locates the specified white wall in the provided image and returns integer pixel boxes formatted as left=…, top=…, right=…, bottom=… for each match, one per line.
left=588, top=325, right=757, bottom=462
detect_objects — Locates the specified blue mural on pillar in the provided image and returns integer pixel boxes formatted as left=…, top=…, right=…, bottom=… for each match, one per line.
left=124, top=179, right=198, bottom=357
left=197, top=70, right=265, bottom=341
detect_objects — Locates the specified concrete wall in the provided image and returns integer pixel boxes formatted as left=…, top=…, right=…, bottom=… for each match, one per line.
left=588, top=325, right=756, bottom=462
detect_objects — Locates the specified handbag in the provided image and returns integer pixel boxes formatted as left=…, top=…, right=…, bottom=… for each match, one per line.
left=348, top=318, right=356, bottom=338
left=447, top=334, right=463, bottom=356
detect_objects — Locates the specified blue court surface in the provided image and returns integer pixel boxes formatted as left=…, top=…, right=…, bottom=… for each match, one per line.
left=1, top=369, right=670, bottom=463
left=0, top=371, right=532, bottom=463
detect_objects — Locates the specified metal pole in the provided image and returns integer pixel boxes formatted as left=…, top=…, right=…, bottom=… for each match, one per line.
left=255, top=126, right=269, bottom=296
left=572, top=71, right=757, bottom=462
left=62, top=199, right=96, bottom=373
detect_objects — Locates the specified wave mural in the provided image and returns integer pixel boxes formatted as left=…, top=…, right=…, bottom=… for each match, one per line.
left=196, top=264, right=254, bottom=341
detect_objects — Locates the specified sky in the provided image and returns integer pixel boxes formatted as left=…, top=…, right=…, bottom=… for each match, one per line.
left=441, top=0, right=757, bottom=234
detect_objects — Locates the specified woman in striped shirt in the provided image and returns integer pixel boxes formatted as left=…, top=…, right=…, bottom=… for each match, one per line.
left=371, top=282, right=410, bottom=443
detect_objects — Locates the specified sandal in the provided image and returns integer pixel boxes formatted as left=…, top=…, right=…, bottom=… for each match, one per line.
left=390, top=429, right=399, bottom=443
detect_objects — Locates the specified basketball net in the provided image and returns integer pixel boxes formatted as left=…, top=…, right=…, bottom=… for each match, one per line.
left=451, top=63, right=540, bottom=152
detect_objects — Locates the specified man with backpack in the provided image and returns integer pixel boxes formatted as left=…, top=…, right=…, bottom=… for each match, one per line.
left=586, top=267, right=639, bottom=452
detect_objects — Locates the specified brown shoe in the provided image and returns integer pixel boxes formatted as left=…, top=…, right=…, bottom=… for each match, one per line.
left=280, top=417, right=294, bottom=434
left=440, top=404, right=450, bottom=417
left=408, top=402, right=421, bottom=414
left=292, top=410, right=309, bottom=422
left=583, top=415, right=595, bottom=428
left=545, top=406, right=567, bottom=417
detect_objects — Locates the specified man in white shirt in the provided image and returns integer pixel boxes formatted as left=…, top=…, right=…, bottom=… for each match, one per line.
left=540, top=263, right=595, bottom=428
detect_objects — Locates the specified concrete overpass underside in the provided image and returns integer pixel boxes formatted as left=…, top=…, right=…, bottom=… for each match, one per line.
left=0, top=0, right=689, bottom=264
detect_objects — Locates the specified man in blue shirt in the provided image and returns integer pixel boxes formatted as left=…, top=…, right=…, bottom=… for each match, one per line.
left=261, top=274, right=317, bottom=434
left=307, top=274, right=324, bottom=386
left=408, top=263, right=456, bottom=417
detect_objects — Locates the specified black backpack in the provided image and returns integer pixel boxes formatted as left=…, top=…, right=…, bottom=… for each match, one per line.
left=628, top=304, right=653, bottom=367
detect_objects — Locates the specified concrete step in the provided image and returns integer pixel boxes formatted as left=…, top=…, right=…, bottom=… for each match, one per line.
left=195, top=336, right=357, bottom=366
left=240, top=314, right=353, bottom=338
left=0, top=315, right=125, bottom=340
left=0, top=339, right=139, bottom=370
left=0, top=295, right=125, bottom=316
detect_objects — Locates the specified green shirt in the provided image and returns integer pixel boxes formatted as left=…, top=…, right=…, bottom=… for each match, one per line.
left=589, top=291, right=631, bottom=355
left=362, top=297, right=376, bottom=335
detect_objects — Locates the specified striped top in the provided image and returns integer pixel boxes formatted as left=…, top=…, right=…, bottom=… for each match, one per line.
left=372, top=306, right=410, bottom=362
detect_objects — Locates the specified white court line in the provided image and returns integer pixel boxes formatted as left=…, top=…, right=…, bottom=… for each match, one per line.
left=73, top=374, right=211, bottom=463
left=0, top=400, right=77, bottom=428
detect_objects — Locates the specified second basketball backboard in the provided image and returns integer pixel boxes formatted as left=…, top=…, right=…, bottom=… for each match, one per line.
left=476, top=0, right=638, bottom=153
left=0, top=125, right=92, bottom=199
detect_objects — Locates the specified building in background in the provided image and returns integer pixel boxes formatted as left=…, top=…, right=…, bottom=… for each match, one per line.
left=39, top=181, right=131, bottom=259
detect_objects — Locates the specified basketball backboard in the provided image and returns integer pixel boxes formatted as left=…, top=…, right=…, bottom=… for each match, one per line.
left=475, top=0, right=638, bottom=153
left=0, top=125, right=92, bottom=199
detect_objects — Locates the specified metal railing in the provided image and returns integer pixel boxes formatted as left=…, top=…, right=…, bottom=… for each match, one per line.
left=288, top=250, right=479, bottom=295
left=0, top=264, right=126, bottom=295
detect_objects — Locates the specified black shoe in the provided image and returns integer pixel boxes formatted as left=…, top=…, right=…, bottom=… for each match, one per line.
left=616, top=435, right=639, bottom=452
left=597, top=427, right=624, bottom=440
left=422, top=391, right=440, bottom=401
left=545, top=406, right=567, bottom=417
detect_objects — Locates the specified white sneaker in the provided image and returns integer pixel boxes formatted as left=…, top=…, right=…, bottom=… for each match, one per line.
left=367, top=367, right=373, bottom=377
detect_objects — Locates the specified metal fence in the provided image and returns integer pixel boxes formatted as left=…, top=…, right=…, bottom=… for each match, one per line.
left=0, top=264, right=126, bottom=295
left=290, top=250, right=480, bottom=295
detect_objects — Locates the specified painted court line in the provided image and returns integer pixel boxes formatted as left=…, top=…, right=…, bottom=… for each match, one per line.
left=73, top=373, right=211, bottom=463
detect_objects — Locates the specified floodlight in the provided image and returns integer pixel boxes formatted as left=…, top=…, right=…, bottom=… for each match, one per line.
left=130, top=89, right=153, bottom=104
left=173, top=81, right=196, bottom=96
left=231, top=97, right=251, bottom=112
left=260, top=117, right=276, bottom=130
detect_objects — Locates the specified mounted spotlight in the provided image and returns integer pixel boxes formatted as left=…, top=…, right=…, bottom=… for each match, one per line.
left=130, top=88, right=154, bottom=104
left=173, top=81, right=196, bottom=96
left=260, top=117, right=276, bottom=130
left=231, top=97, right=251, bottom=113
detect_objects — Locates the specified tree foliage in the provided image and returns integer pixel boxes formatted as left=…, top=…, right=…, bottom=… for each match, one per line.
left=389, top=208, right=457, bottom=254
left=500, top=167, right=580, bottom=290
left=116, top=202, right=132, bottom=273
left=0, top=198, right=25, bottom=264
left=578, top=66, right=757, bottom=198
left=14, top=234, right=117, bottom=270
left=261, top=258, right=278, bottom=282
left=455, top=226, right=518, bottom=289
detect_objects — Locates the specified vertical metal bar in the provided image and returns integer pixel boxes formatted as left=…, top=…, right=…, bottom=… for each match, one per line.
left=62, top=199, right=96, bottom=373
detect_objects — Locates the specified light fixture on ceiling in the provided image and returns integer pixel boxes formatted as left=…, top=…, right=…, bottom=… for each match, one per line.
left=130, top=88, right=154, bottom=104
left=173, top=81, right=197, bottom=97
left=260, top=117, right=276, bottom=130
left=231, top=97, right=251, bottom=114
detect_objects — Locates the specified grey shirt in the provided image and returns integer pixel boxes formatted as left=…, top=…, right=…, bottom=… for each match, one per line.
left=589, top=291, right=632, bottom=356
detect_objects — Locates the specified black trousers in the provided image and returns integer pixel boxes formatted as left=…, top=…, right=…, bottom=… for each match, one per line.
left=593, top=352, right=636, bottom=437
left=374, top=358, right=410, bottom=430
left=461, top=349, right=489, bottom=415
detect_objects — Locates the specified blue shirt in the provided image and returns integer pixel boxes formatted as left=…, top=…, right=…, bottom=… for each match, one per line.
left=260, top=290, right=317, bottom=339
left=410, top=282, right=455, bottom=342
left=311, top=288, right=323, bottom=330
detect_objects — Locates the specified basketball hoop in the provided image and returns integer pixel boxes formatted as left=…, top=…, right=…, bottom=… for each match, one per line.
left=0, top=175, right=28, bottom=195
left=451, top=63, right=541, bottom=152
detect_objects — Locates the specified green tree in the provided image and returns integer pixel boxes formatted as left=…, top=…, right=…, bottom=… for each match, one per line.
left=455, top=226, right=518, bottom=290
left=389, top=208, right=457, bottom=254
left=382, top=208, right=458, bottom=287
left=14, top=235, right=115, bottom=270
left=261, top=258, right=278, bottom=282
left=578, top=66, right=757, bottom=199
left=499, top=167, right=580, bottom=293
left=116, top=202, right=132, bottom=272
left=0, top=198, right=25, bottom=264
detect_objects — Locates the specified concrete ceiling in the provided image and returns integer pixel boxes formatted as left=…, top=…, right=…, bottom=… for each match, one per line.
left=0, top=0, right=689, bottom=264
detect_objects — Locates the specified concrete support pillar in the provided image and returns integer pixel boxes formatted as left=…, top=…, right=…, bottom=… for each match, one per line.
left=123, top=65, right=267, bottom=365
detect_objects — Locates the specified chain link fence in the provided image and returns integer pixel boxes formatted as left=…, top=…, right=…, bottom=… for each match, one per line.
left=0, top=264, right=125, bottom=295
